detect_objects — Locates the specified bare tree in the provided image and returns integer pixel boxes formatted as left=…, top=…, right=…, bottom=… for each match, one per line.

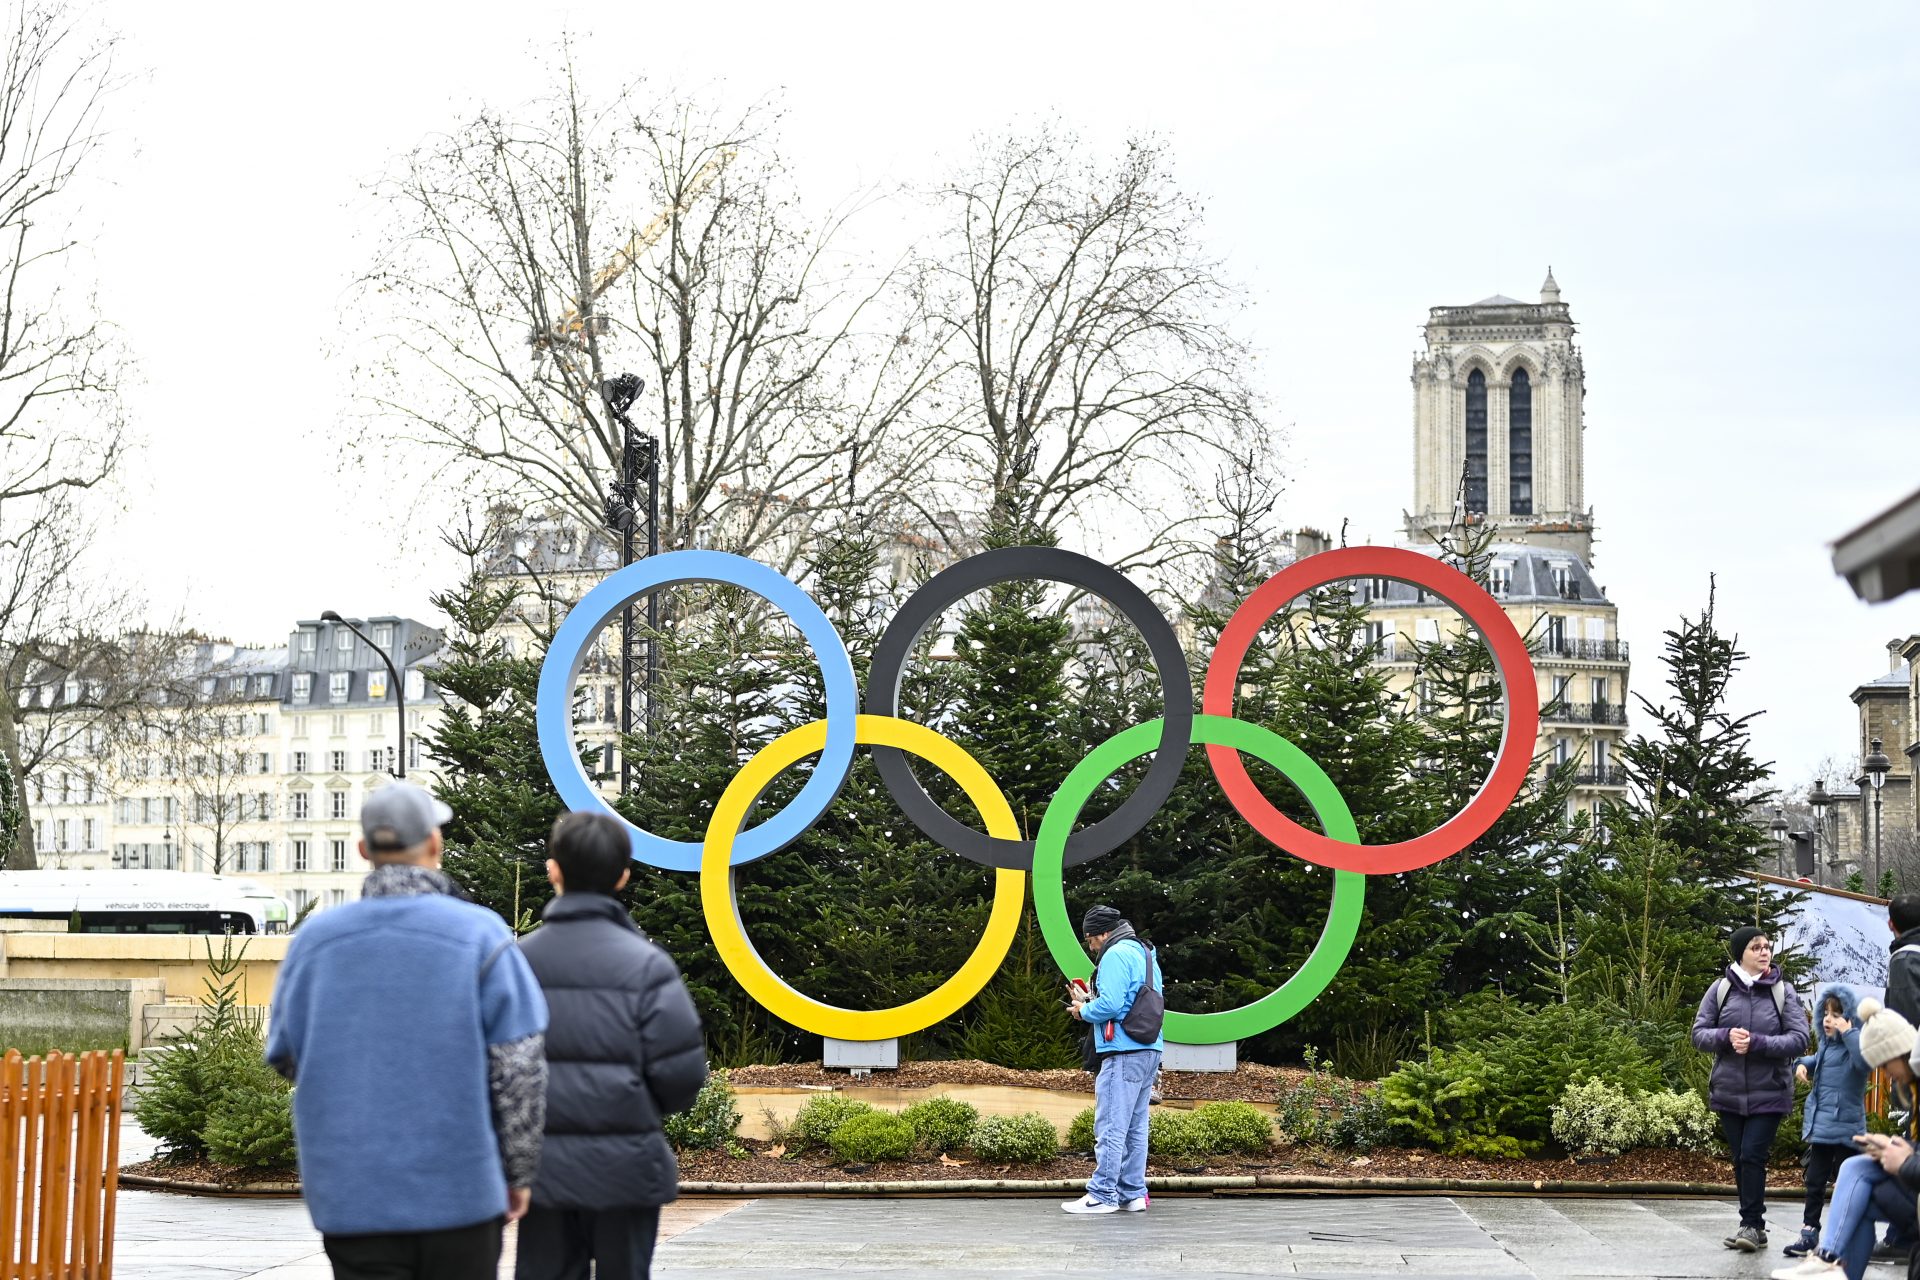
left=0, top=2, right=129, bottom=868
left=914, top=124, right=1263, bottom=558
left=351, top=66, right=946, bottom=576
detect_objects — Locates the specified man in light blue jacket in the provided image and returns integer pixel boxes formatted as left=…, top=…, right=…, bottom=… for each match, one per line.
left=1063, top=904, right=1163, bottom=1216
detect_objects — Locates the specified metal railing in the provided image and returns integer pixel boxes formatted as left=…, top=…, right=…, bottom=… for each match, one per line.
left=1542, top=702, right=1629, bottom=726
left=1534, top=638, right=1631, bottom=662
left=1571, top=766, right=1627, bottom=787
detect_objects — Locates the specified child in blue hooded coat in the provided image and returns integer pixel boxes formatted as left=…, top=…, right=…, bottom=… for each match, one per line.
left=1783, top=985, right=1870, bottom=1258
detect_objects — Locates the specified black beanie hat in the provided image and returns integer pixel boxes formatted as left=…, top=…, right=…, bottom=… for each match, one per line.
left=1729, top=925, right=1765, bottom=963
left=1082, top=905, right=1124, bottom=937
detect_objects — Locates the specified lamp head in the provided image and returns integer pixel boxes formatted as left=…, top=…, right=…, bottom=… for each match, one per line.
left=320, top=610, right=343, bottom=623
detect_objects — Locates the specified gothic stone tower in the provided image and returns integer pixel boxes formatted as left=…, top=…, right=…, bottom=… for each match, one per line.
left=1406, top=269, right=1591, bottom=560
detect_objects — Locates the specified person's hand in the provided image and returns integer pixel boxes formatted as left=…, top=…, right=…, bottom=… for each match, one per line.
left=1831, top=1015, right=1853, bottom=1035
left=1796, top=1064, right=1810, bottom=1085
left=1878, top=1136, right=1912, bottom=1176
left=507, top=1187, right=531, bottom=1223
left=1067, top=999, right=1086, bottom=1022
left=1730, top=1027, right=1752, bottom=1054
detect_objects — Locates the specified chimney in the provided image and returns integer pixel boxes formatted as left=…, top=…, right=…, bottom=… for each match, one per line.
left=1891, top=638, right=1906, bottom=673
left=1293, top=528, right=1329, bottom=561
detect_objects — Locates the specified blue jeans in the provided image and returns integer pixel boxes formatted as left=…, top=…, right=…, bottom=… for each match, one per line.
left=1088, top=1049, right=1159, bottom=1206
left=1818, top=1155, right=1915, bottom=1278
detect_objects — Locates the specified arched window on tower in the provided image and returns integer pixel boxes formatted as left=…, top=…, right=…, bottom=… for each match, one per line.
left=1509, top=368, right=1533, bottom=516
left=1463, top=368, right=1488, bottom=514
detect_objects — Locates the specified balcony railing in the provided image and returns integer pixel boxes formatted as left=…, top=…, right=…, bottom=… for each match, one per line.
left=1542, top=702, right=1629, bottom=726
left=1571, top=766, right=1627, bottom=787
left=1533, top=638, right=1631, bottom=663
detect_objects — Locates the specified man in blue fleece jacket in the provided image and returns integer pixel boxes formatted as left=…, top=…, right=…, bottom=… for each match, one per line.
left=267, top=782, right=549, bottom=1280
left=1062, top=904, right=1164, bottom=1216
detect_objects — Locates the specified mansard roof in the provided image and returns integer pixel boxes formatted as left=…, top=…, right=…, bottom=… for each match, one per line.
left=1470, top=294, right=1528, bottom=307
left=1360, top=542, right=1611, bottom=606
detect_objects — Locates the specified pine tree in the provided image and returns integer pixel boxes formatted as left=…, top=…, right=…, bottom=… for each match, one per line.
left=1606, top=578, right=1786, bottom=945
left=426, top=543, right=581, bottom=926
left=1400, top=520, right=1587, bottom=1011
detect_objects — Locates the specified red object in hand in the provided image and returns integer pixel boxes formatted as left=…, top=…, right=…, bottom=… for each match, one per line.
left=1103, top=1021, right=1115, bottom=1042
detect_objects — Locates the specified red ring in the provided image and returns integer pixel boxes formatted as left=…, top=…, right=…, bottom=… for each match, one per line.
left=1202, top=546, right=1540, bottom=875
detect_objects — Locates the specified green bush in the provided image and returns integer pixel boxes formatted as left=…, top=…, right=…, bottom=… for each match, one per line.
left=1377, top=1049, right=1524, bottom=1159
left=1549, top=1079, right=1641, bottom=1157
left=1327, top=1089, right=1393, bottom=1152
left=203, top=1069, right=297, bottom=1169
left=900, top=1096, right=979, bottom=1154
left=1470, top=1003, right=1662, bottom=1145
left=787, top=1095, right=877, bottom=1151
left=1192, top=1102, right=1272, bottom=1155
left=968, top=1112, right=1059, bottom=1163
left=133, top=938, right=292, bottom=1167
left=1148, top=1109, right=1208, bottom=1161
left=1273, top=1049, right=1382, bottom=1149
left=829, top=1110, right=918, bottom=1163
left=664, top=1071, right=743, bottom=1152
left=1065, top=1106, right=1097, bottom=1152
left=1636, top=1089, right=1720, bottom=1153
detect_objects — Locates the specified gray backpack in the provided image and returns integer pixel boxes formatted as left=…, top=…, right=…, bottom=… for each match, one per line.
left=1711, top=976, right=1788, bottom=1022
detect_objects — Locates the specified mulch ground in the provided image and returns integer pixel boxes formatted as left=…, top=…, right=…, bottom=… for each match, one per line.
left=726, top=1059, right=1334, bottom=1103
left=122, top=1155, right=298, bottom=1188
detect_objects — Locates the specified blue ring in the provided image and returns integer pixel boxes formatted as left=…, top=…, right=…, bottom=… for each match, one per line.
left=535, top=550, right=858, bottom=872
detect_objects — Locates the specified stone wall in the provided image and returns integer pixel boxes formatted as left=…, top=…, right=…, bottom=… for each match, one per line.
left=0, top=977, right=167, bottom=1056
left=0, top=932, right=288, bottom=1004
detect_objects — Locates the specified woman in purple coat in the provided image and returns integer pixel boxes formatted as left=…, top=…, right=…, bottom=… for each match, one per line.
left=1692, top=925, right=1810, bottom=1253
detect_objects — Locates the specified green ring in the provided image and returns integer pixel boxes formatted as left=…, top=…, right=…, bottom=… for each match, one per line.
left=1033, top=713, right=1366, bottom=1046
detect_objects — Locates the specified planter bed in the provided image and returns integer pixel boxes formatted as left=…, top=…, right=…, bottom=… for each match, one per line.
left=121, top=1141, right=1805, bottom=1200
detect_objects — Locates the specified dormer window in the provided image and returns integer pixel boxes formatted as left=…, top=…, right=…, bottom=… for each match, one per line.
left=1489, top=563, right=1512, bottom=596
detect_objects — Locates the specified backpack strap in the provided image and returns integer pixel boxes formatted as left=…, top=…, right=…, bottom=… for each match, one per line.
left=1712, top=976, right=1731, bottom=1016
left=1896, top=945, right=1920, bottom=958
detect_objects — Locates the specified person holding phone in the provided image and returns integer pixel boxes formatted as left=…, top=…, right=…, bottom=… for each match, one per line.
left=1772, top=998, right=1920, bottom=1279
left=1692, top=926, right=1810, bottom=1252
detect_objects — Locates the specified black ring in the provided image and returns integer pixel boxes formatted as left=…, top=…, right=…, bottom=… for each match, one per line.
left=863, top=546, right=1194, bottom=870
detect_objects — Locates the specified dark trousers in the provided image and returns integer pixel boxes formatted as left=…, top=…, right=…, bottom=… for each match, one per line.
left=513, top=1204, right=661, bottom=1280
left=323, top=1217, right=503, bottom=1280
left=1805, top=1141, right=1856, bottom=1229
left=1720, top=1111, right=1786, bottom=1229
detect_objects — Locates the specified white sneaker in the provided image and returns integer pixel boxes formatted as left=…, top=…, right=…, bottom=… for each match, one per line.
left=1123, top=1197, right=1148, bottom=1213
left=1061, top=1194, right=1120, bottom=1215
left=1770, top=1257, right=1844, bottom=1280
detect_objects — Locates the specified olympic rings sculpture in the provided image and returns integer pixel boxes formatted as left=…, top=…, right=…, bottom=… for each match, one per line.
left=536, top=544, right=1539, bottom=1045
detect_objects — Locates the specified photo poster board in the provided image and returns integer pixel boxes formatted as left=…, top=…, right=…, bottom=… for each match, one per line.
left=1759, top=876, right=1892, bottom=1008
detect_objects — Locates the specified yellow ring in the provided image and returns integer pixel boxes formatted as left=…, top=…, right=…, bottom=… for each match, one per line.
left=700, top=714, right=1026, bottom=1042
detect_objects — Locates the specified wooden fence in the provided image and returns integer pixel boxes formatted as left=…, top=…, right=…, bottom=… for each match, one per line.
left=1, top=1050, right=124, bottom=1280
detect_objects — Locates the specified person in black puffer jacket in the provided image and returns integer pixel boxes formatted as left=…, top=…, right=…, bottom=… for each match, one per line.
left=515, top=812, right=708, bottom=1280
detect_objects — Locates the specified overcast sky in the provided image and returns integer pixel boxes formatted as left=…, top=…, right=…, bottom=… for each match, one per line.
left=72, top=0, right=1920, bottom=788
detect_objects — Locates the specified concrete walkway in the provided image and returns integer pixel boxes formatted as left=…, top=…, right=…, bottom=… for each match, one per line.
left=108, top=1124, right=1910, bottom=1280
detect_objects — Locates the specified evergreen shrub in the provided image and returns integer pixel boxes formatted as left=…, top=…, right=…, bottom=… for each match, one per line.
left=664, top=1071, right=743, bottom=1152
left=786, top=1095, right=876, bottom=1151
left=1147, top=1109, right=1208, bottom=1160
left=203, top=1067, right=297, bottom=1169
left=1549, top=1079, right=1641, bottom=1157
left=1192, top=1102, right=1272, bottom=1155
left=900, top=1097, right=979, bottom=1153
left=829, top=1111, right=917, bottom=1164
left=1272, top=1048, right=1385, bottom=1149
left=134, top=938, right=295, bottom=1168
left=1444, top=1001, right=1661, bottom=1144
left=968, top=1113, right=1059, bottom=1163
left=1635, top=1089, right=1720, bottom=1153
left=1377, top=1050, right=1523, bottom=1159
left=1066, top=1107, right=1096, bottom=1153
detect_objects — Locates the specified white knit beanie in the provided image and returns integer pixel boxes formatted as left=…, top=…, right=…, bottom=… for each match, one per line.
left=1856, top=998, right=1916, bottom=1068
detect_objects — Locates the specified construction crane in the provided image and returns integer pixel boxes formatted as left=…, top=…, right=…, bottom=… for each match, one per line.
left=530, top=148, right=736, bottom=352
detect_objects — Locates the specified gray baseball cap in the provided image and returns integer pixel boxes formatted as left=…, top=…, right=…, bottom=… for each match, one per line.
left=361, top=781, right=454, bottom=852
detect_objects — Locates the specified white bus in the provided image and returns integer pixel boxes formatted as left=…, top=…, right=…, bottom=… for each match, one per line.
left=0, top=872, right=290, bottom=934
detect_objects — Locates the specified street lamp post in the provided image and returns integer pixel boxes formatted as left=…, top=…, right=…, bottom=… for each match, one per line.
left=320, top=612, right=406, bottom=779
left=1809, top=780, right=1832, bottom=887
left=603, top=373, right=659, bottom=795
left=1867, top=736, right=1893, bottom=892
left=1770, top=807, right=1790, bottom=880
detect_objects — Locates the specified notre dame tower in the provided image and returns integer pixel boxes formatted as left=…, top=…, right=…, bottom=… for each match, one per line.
left=1405, top=269, right=1592, bottom=560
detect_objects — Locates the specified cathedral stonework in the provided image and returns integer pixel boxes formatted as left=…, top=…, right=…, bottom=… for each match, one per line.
left=1406, top=269, right=1592, bottom=560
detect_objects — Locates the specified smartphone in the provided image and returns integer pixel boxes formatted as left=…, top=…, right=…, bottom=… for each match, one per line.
left=1068, top=978, right=1090, bottom=997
